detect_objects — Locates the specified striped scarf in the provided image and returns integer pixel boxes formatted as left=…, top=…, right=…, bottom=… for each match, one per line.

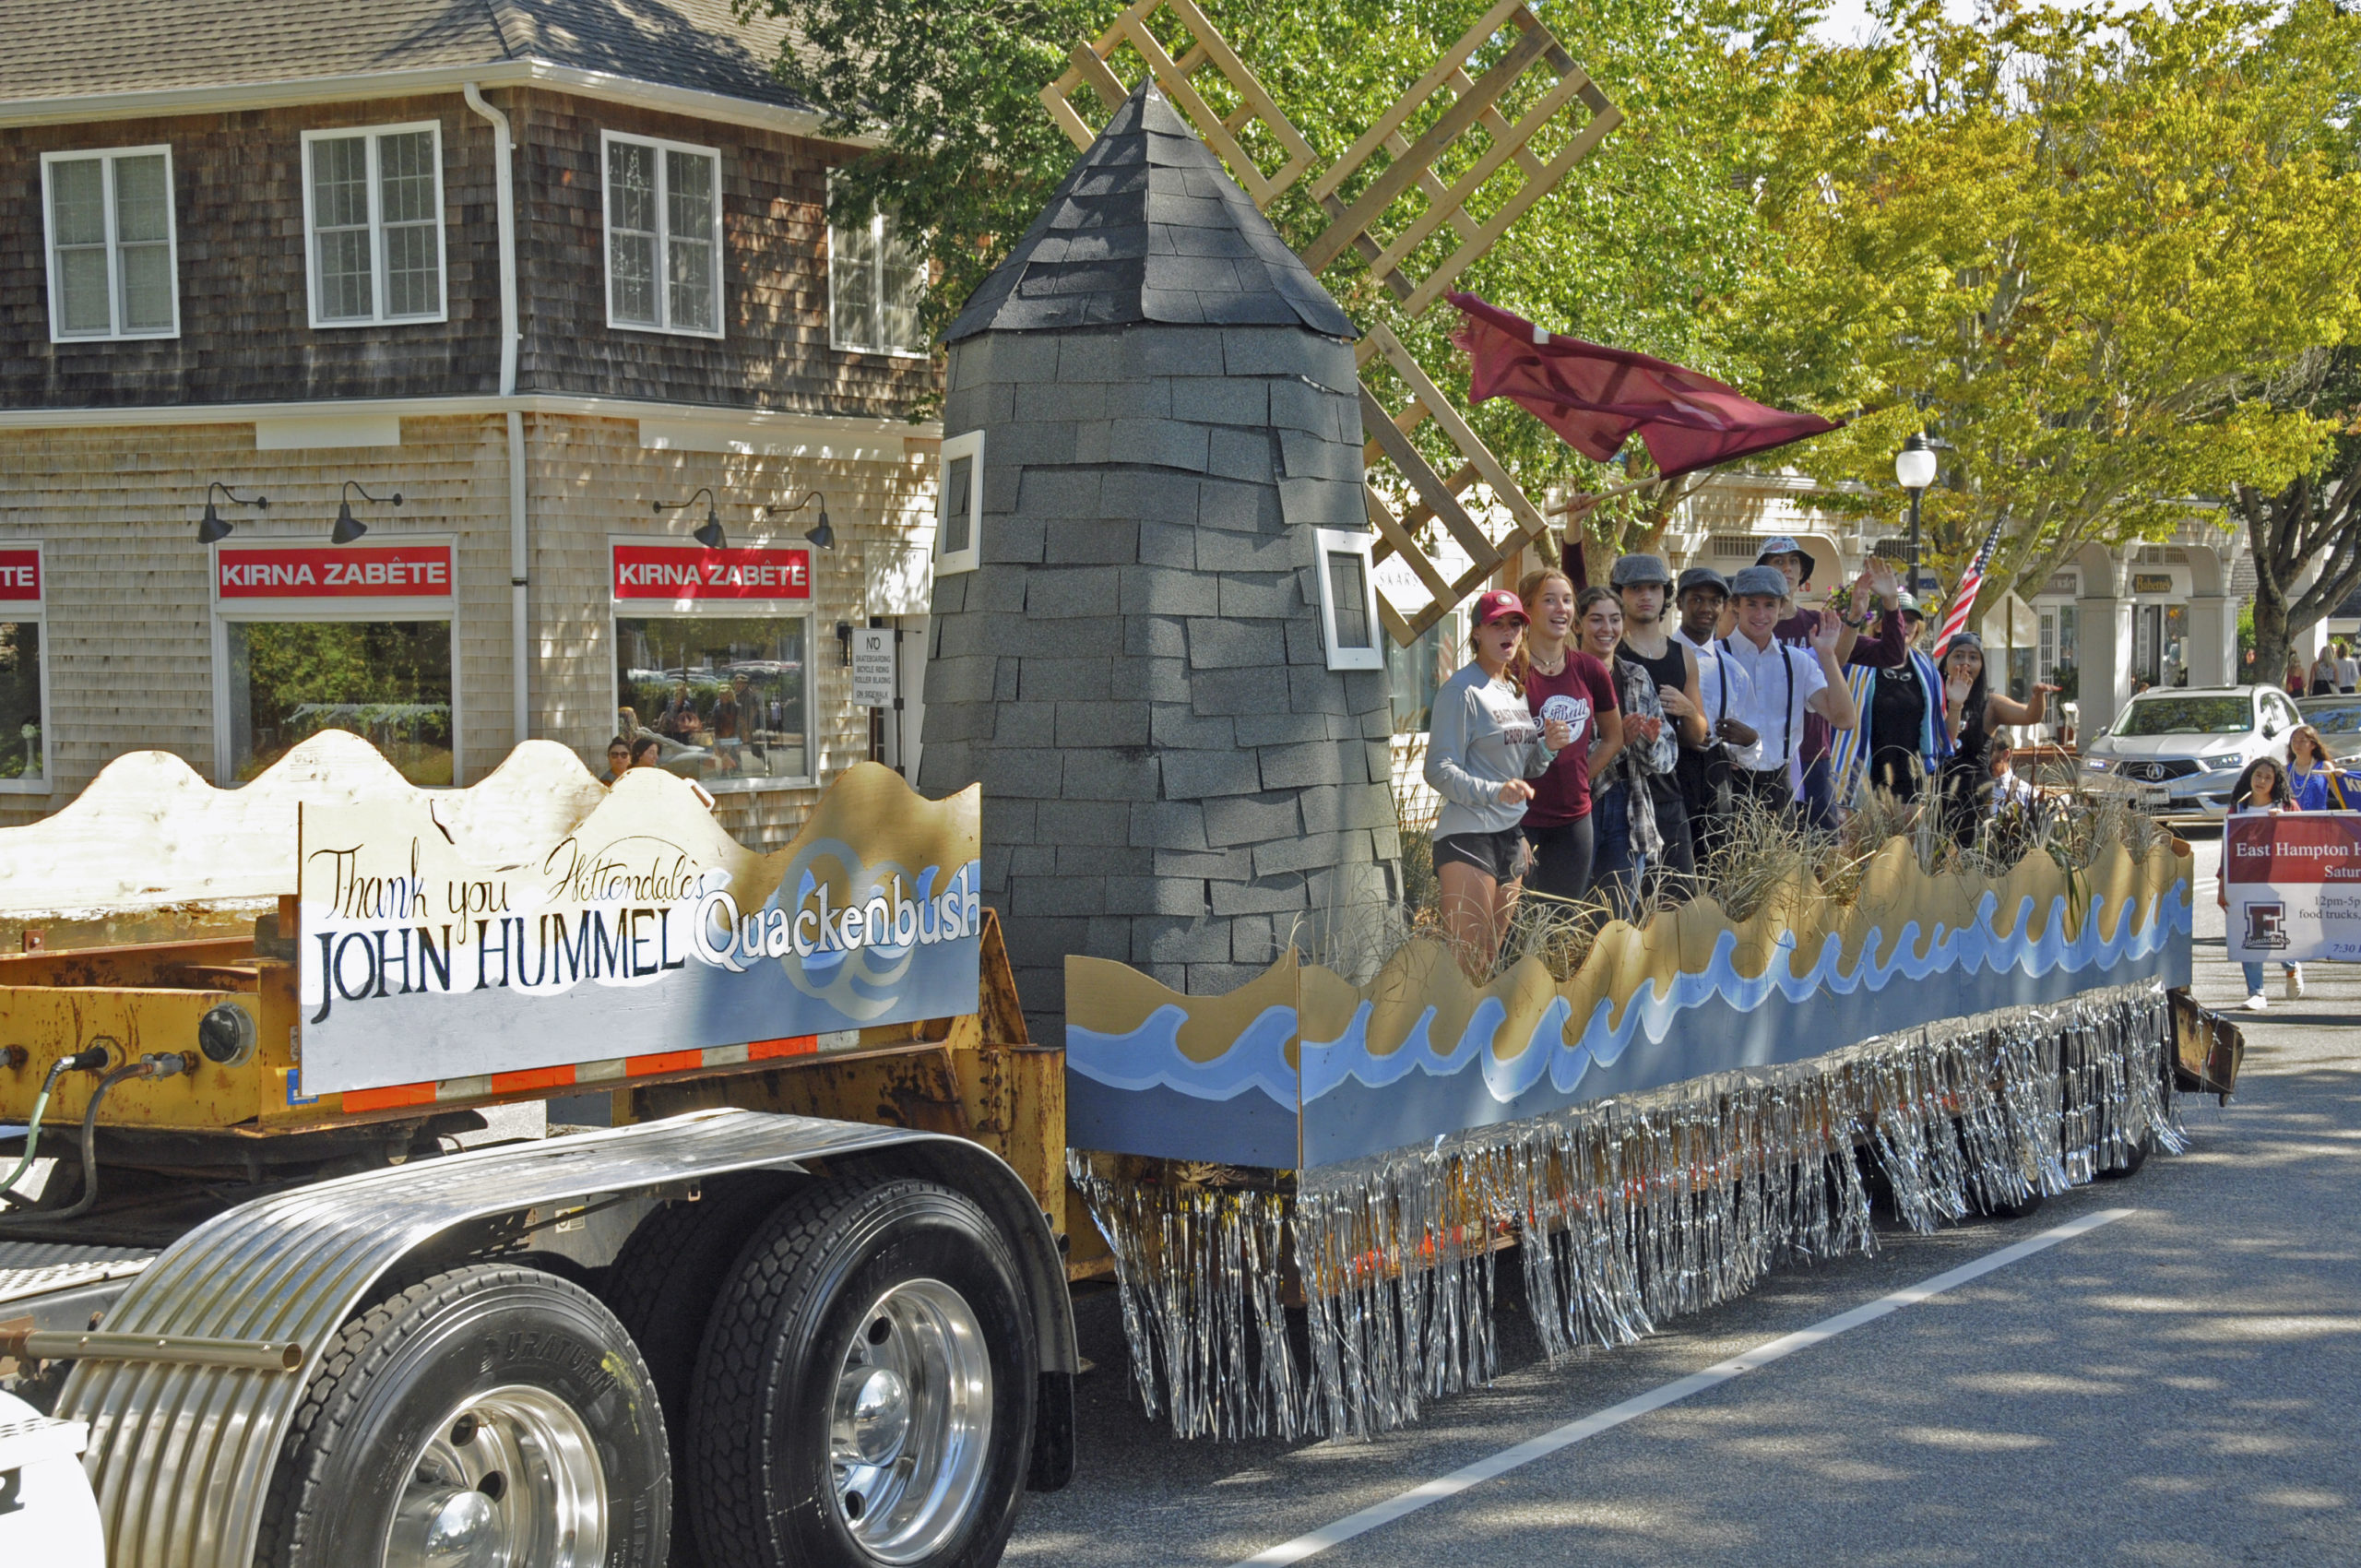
left=1830, top=647, right=1952, bottom=810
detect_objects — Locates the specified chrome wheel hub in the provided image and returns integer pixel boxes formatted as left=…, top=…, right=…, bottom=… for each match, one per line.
left=384, top=1385, right=608, bottom=1568
left=828, top=1278, right=993, bottom=1564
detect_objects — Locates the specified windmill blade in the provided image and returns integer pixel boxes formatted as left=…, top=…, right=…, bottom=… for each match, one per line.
left=1039, top=1, right=1622, bottom=646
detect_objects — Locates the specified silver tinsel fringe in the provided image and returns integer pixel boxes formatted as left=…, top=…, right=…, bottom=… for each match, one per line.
left=1069, top=982, right=2182, bottom=1440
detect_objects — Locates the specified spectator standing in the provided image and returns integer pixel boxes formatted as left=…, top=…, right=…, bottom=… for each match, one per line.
left=2287, top=653, right=2308, bottom=697
left=1609, top=555, right=1707, bottom=895
left=1717, top=565, right=1858, bottom=813
left=2219, top=756, right=2303, bottom=1009
left=1671, top=567, right=1759, bottom=867
left=2338, top=641, right=2360, bottom=693
left=1424, top=590, right=1574, bottom=973
left=1514, top=568, right=1622, bottom=904
left=2309, top=647, right=2338, bottom=695
left=628, top=737, right=662, bottom=771
left=599, top=736, right=631, bottom=784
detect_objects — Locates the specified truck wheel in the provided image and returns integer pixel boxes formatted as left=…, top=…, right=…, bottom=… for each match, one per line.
left=255, top=1264, right=669, bottom=1568
left=2097, top=1132, right=2151, bottom=1180
left=689, top=1178, right=1036, bottom=1568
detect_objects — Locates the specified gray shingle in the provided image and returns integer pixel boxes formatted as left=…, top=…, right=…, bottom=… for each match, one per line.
left=943, top=84, right=1354, bottom=345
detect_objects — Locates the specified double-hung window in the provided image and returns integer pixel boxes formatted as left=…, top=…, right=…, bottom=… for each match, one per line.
left=41, top=147, right=179, bottom=341
left=828, top=176, right=925, bottom=356
left=302, top=123, right=446, bottom=327
left=602, top=131, right=723, bottom=337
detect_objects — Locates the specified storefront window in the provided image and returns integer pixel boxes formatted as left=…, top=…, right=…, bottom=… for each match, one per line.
left=615, top=615, right=810, bottom=785
left=225, top=620, right=453, bottom=784
left=0, top=620, right=41, bottom=786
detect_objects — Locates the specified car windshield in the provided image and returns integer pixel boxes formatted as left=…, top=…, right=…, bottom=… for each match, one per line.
left=2298, top=699, right=2361, bottom=735
left=2115, top=696, right=2253, bottom=736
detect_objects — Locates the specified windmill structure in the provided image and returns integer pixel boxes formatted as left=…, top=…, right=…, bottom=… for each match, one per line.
left=1042, top=0, right=1624, bottom=641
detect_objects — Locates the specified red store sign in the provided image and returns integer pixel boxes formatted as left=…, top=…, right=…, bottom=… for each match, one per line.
left=612, top=544, right=810, bottom=601
left=218, top=544, right=454, bottom=600
left=0, top=548, right=39, bottom=603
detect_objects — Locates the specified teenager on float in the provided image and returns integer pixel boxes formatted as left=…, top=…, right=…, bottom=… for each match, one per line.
left=1935, top=632, right=2055, bottom=843
left=1424, top=590, right=1576, bottom=974
left=1514, top=566, right=1622, bottom=905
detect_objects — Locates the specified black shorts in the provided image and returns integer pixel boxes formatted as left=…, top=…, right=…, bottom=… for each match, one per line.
left=1432, top=826, right=1530, bottom=884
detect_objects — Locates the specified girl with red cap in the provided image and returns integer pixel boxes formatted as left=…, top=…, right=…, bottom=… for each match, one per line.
left=1425, top=589, right=1575, bottom=974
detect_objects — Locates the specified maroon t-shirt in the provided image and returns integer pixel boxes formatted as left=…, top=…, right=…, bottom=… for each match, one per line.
left=1523, top=652, right=1619, bottom=826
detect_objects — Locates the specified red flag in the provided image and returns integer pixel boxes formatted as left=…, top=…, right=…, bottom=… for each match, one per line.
left=1449, top=293, right=1843, bottom=479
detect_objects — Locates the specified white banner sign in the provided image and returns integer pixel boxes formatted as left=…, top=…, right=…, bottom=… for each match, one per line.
left=2224, top=811, right=2361, bottom=963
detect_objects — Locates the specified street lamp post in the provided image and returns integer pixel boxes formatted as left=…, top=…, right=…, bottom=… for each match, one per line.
left=1894, top=433, right=1937, bottom=589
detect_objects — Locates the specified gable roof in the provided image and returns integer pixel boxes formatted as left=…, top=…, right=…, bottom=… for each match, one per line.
left=0, top=0, right=817, bottom=116
left=943, top=82, right=1354, bottom=345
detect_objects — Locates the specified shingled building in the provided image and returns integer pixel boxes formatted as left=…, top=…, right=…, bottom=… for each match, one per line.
left=919, top=84, right=1402, bottom=1033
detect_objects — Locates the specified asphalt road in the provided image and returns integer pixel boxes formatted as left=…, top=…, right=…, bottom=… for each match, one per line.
left=1010, top=830, right=2361, bottom=1568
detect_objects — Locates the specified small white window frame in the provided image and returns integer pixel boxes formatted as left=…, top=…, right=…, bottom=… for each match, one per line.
left=598, top=129, right=727, bottom=340
left=1314, top=528, right=1384, bottom=672
left=934, top=431, right=984, bottom=576
left=39, top=146, right=181, bottom=343
left=300, top=121, right=450, bottom=330
left=826, top=172, right=929, bottom=360
left=0, top=543, right=53, bottom=794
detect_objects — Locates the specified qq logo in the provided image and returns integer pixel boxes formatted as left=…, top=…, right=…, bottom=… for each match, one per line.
left=2244, top=901, right=2289, bottom=952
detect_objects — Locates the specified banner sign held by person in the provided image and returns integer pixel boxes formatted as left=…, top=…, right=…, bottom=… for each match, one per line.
left=297, top=762, right=980, bottom=1093
left=2224, top=811, right=2361, bottom=963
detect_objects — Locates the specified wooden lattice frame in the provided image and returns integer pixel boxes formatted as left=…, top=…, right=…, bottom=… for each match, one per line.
left=1041, top=0, right=1622, bottom=646
left=1041, top=0, right=1321, bottom=208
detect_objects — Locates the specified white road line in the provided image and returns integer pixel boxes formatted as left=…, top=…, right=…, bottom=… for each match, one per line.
left=1232, top=1206, right=2135, bottom=1567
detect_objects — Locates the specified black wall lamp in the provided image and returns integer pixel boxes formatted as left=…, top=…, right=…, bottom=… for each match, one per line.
left=196, top=482, right=267, bottom=544
left=333, top=481, right=402, bottom=545
left=654, top=486, right=728, bottom=550
left=765, top=490, right=834, bottom=552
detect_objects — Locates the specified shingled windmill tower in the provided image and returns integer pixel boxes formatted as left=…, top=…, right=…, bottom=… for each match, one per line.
left=919, top=83, right=1401, bottom=1035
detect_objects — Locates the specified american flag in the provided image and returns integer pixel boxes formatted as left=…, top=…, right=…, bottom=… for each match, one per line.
left=1933, top=516, right=2008, bottom=651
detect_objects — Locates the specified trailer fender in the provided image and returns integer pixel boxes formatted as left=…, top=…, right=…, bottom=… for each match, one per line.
left=54, top=1108, right=1074, bottom=1568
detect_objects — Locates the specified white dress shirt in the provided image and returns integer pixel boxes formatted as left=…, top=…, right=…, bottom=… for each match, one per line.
left=1715, top=630, right=1828, bottom=777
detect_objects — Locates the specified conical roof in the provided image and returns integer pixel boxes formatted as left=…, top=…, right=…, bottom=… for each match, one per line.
left=943, top=82, right=1354, bottom=344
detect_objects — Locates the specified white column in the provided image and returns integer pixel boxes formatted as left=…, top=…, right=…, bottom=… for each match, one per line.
left=2187, top=592, right=2236, bottom=687
left=2077, top=593, right=2135, bottom=728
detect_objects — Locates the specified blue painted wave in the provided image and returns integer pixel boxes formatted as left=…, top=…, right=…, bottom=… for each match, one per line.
left=1065, top=885, right=2191, bottom=1119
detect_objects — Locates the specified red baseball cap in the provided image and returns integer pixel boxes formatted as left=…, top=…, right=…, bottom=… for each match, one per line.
left=1470, top=589, right=1528, bottom=628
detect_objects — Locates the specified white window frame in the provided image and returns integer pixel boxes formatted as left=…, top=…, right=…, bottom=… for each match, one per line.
left=598, top=129, right=726, bottom=339
left=38, top=146, right=181, bottom=343
left=827, top=172, right=928, bottom=359
left=0, top=543, right=53, bottom=794
left=208, top=538, right=462, bottom=787
left=934, top=431, right=984, bottom=576
left=609, top=542, right=816, bottom=794
left=1314, top=529, right=1384, bottom=672
left=300, top=121, right=450, bottom=329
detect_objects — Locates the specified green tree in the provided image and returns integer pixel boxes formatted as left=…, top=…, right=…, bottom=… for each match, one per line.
left=2233, top=346, right=2361, bottom=683
left=754, top=0, right=1844, bottom=566
left=1738, top=0, right=2361, bottom=631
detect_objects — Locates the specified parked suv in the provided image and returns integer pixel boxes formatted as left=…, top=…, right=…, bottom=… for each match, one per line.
left=2080, top=685, right=2300, bottom=818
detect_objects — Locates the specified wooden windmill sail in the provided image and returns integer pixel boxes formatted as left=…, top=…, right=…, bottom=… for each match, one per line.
left=1043, top=0, right=1623, bottom=641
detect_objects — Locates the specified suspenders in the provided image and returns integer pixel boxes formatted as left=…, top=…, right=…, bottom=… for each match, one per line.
left=1722, top=636, right=1795, bottom=767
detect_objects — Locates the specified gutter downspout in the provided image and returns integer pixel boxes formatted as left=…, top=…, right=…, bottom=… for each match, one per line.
left=464, top=81, right=529, bottom=753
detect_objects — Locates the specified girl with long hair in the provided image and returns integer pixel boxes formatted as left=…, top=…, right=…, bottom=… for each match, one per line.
left=1937, top=633, right=2056, bottom=843
left=1579, top=586, right=1677, bottom=916
left=1423, top=590, right=1575, bottom=974
left=2219, top=755, right=2302, bottom=1009
left=2285, top=724, right=2348, bottom=811
left=1514, top=567, right=1623, bottom=904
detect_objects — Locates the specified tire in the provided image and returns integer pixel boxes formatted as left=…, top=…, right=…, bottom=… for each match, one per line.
left=255, top=1264, right=669, bottom=1568
left=688, top=1177, right=1037, bottom=1568
left=602, top=1174, right=796, bottom=1568
left=1979, top=1187, right=2047, bottom=1221
left=2097, top=1132, right=2152, bottom=1181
